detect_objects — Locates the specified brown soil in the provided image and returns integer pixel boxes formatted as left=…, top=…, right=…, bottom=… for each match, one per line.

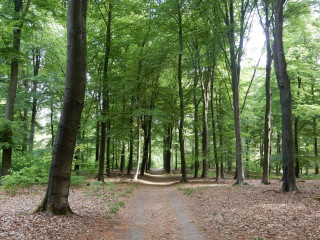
left=1, top=170, right=320, bottom=240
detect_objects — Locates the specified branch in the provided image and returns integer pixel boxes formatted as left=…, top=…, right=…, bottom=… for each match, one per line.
left=241, top=42, right=265, bottom=114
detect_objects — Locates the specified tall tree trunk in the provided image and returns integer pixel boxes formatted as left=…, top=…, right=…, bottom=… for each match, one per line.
left=2, top=0, right=30, bottom=176
left=120, top=142, right=126, bottom=177
left=210, top=67, right=219, bottom=181
left=98, top=3, right=112, bottom=182
left=259, top=2, right=273, bottom=185
left=193, top=78, right=200, bottom=178
left=29, top=48, right=41, bottom=153
left=294, top=77, right=301, bottom=178
left=294, top=116, right=299, bottom=178
left=314, top=118, right=319, bottom=174
left=218, top=83, right=224, bottom=179
left=164, top=125, right=173, bottom=173
left=127, top=111, right=134, bottom=175
left=273, top=0, right=297, bottom=192
left=177, top=2, right=187, bottom=182
left=36, top=0, right=87, bottom=215
left=226, top=0, right=247, bottom=185
left=22, top=80, right=29, bottom=153
left=140, top=117, right=148, bottom=176
left=311, top=85, right=319, bottom=174
left=133, top=113, right=141, bottom=181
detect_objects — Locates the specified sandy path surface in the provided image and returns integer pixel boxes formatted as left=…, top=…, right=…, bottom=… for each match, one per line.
left=121, top=169, right=210, bottom=240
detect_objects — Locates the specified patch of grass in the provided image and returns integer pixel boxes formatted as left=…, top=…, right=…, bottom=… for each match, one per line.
left=107, top=181, right=115, bottom=190
left=109, top=201, right=125, bottom=214
left=179, top=187, right=195, bottom=197
left=253, top=237, right=263, bottom=240
left=300, top=174, right=320, bottom=180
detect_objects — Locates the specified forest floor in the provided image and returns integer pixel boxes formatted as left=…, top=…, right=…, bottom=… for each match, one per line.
left=1, top=169, right=320, bottom=240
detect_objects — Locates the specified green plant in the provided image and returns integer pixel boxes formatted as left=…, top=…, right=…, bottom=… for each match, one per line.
left=179, top=187, right=195, bottom=197
left=109, top=201, right=125, bottom=214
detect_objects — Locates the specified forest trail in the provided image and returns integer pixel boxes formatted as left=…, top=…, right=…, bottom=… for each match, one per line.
left=121, top=169, right=218, bottom=240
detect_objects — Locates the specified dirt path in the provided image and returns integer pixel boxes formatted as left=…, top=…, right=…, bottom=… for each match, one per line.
left=121, top=169, right=215, bottom=240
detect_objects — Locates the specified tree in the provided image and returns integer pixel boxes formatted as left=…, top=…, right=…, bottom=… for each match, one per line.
left=97, top=2, right=113, bottom=182
left=223, top=0, right=252, bottom=185
left=256, top=0, right=273, bottom=185
left=1, top=0, right=30, bottom=176
left=35, top=0, right=87, bottom=214
left=273, top=0, right=297, bottom=192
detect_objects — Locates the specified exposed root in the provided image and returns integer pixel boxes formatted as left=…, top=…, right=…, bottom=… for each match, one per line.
left=261, top=180, right=271, bottom=185
left=233, top=181, right=249, bottom=186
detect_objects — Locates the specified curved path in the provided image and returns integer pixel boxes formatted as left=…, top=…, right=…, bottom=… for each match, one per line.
left=121, top=169, right=216, bottom=240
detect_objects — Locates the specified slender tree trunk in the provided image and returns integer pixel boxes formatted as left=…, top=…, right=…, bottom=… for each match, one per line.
left=294, top=77, right=301, bottom=178
left=294, top=117, right=300, bottom=178
left=164, top=125, right=173, bottom=173
left=140, top=117, right=149, bottom=176
left=22, top=80, right=29, bottom=153
left=133, top=113, right=141, bottom=180
left=227, top=0, right=246, bottom=185
left=193, top=80, right=200, bottom=178
left=177, top=2, right=187, bottom=182
left=218, top=84, right=224, bottom=179
left=260, top=3, right=272, bottom=184
left=210, top=68, right=219, bottom=181
left=2, top=0, right=30, bottom=176
left=312, top=86, right=319, bottom=174
left=36, top=0, right=87, bottom=215
left=120, top=142, right=126, bottom=177
left=274, top=0, right=297, bottom=192
left=127, top=112, right=134, bottom=175
left=314, top=117, right=319, bottom=174
left=29, top=49, right=40, bottom=152
left=98, top=3, right=112, bottom=182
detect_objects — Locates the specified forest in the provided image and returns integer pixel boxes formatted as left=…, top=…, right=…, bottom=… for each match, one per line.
left=0, top=0, right=320, bottom=239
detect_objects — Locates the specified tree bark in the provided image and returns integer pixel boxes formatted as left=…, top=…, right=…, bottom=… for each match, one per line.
left=177, top=1, right=187, bottom=182
left=120, top=142, right=126, bottom=177
left=98, top=3, right=112, bottom=182
left=258, top=1, right=273, bottom=185
left=163, top=125, right=173, bottom=173
left=36, top=0, right=87, bottom=215
left=1, top=0, right=30, bottom=176
left=273, top=0, right=297, bottom=192
left=29, top=48, right=41, bottom=153
left=193, top=76, right=200, bottom=178
left=226, top=0, right=247, bottom=185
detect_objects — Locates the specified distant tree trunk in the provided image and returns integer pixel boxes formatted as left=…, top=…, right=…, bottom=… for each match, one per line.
left=312, top=85, right=319, bottom=174
left=1, top=0, right=30, bottom=176
left=127, top=112, right=134, bottom=175
left=273, top=0, right=297, bottom=192
left=98, top=3, right=112, bottom=182
left=50, top=100, right=55, bottom=148
left=29, top=48, right=40, bottom=153
left=22, top=80, right=29, bottom=153
left=259, top=1, right=273, bottom=185
left=163, top=125, right=173, bottom=173
left=294, top=77, right=301, bottom=178
left=177, top=1, right=187, bottom=182
left=35, top=0, right=87, bottom=215
left=133, top=112, right=141, bottom=180
left=218, top=84, right=224, bottom=179
left=95, top=108, right=100, bottom=163
left=210, top=66, right=219, bottom=181
left=193, top=76, right=200, bottom=178
left=314, top=118, right=319, bottom=174
left=140, top=117, right=148, bottom=176
left=120, top=142, right=126, bottom=177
